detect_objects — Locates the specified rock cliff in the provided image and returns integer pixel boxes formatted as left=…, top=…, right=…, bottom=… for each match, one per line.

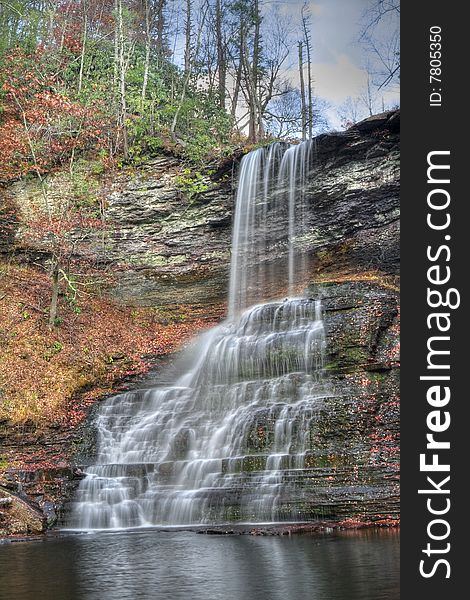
left=0, top=111, right=400, bottom=534
left=102, top=111, right=399, bottom=310
left=6, top=111, right=398, bottom=311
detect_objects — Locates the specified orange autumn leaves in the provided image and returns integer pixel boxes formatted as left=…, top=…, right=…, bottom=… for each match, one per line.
left=0, top=262, right=216, bottom=427
left=0, top=48, right=110, bottom=182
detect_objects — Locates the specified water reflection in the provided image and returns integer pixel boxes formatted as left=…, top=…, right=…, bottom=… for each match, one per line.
left=0, top=529, right=399, bottom=600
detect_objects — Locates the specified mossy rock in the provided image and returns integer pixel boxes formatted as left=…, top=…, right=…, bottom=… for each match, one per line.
left=0, top=487, right=45, bottom=536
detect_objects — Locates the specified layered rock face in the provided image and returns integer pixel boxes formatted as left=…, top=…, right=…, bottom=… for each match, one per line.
left=5, top=111, right=398, bottom=310
left=306, top=280, right=399, bottom=522
left=66, top=280, right=399, bottom=527
left=97, top=111, right=399, bottom=310
left=102, top=157, right=233, bottom=310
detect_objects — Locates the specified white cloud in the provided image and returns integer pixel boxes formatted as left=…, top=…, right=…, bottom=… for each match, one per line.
left=312, top=54, right=366, bottom=104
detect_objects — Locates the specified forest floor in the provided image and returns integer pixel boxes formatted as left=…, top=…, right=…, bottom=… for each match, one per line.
left=0, top=259, right=221, bottom=473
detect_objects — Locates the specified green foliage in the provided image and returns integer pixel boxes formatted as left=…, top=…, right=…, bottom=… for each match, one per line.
left=66, top=290, right=82, bottom=315
left=185, top=133, right=216, bottom=165
left=175, top=169, right=210, bottom=199
left=174, top=93, right=233, bottom=164
left=128, top=135, right=165, bottom=165
left=69, top=166, right=101, bottom=212
left=0, top=2, right=46, bottom=55
left=44, top=341, right=63, bottom=361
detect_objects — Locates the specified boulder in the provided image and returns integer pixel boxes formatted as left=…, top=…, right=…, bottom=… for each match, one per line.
left=0, top=487, right=45, bottom=537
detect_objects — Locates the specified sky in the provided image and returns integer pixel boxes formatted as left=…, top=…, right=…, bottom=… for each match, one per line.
left=270, top=0, right=400, bottom=127
left=170, top=0, right=401, bottom=131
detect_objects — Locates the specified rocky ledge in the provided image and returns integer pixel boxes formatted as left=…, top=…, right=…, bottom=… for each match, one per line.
left=0, top=487, right=45, bottom=537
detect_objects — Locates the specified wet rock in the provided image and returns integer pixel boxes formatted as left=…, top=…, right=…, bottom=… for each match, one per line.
left=0, top=463, right=81, bottom=537
left=41, top=501, right=58, bottom=528
left=315, top=280, right=400, bottom=373
left=0, top=487, right=45, bottom=536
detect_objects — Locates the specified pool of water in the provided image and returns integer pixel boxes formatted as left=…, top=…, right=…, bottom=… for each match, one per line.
left=0, top=528, right=399, bottom=600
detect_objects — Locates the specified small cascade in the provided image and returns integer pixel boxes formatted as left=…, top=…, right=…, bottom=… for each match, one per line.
left=228, top=141, right=314, bottom=317
left=70, top=141, right=327, bottom=529
left=70, top=299, right=326, bottom=528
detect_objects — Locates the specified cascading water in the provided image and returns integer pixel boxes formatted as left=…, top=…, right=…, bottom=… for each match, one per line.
left=70, top=141, right=327, bottom=529
left=228, top=141, right=313, bottom=316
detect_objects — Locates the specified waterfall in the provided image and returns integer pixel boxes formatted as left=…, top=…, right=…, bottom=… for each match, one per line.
left=70, top=141, right=325, bottom=529
left=228, top=141, right=314, bottom=316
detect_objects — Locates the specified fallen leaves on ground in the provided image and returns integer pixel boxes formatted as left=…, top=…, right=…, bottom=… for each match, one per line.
left=0, top=261, right=218, bottom=431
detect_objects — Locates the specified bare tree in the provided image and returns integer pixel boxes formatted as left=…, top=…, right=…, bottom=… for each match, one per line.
left=265, top=89, right=330, bottom=139
left=77, top=0, right=88, bottom=94
left=265, top=87, right=302, bottom=138
left=238, top=1, right=291, bottom=142
left=171, top=0, right=209, bottom=144
left=116, top=0, right=129, bottom=158
left=301, top=3, right=313, bottom=139
left=360, top=0, right=400, bottom=89
left=215, top=0, right=226, bottom=109
left=242, top=0, right=262, bottom=141
left=155, top=0, right=167, bottom=56
left=298, top=41, right=306, bottom=140
left=360, top=67, right=376, bottom=116
left=184, top=0, right=192, bottom=76
left=141, top=0, right=151, bottom=102
left=338, top=96, right=363, bottom=128
left=227, top=3, right=246, bottom=121
left=196, top=0, right=227, bottom=105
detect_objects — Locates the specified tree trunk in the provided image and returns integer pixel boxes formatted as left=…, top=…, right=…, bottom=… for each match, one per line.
left=302, top=8, right=313, bottom=139
left=172, top=1, right=208, bottom=144
left=298, top=41, right=307, bottom=140
left=247, top=97, right=257, bottom=142
left=306, top=51, right=313, bottom=139
left=251, top=0, right=261, bottom=142
left=184, top=0, right=192, bottom=77
left=242, top=42, right=258, bottom=143
left=78, top=11, right=88, bottom=94
left=215, top=0, right=226, bottom=110
left=117, top=0, right=128, bottom=158
left=366, top=72, right=373, bottom=115
left=156, top=0, right=166, bottom=56
left=113, top=0, right=119, bottom=89
left=49, top=259, right=60, bottom=328
left=231, top=22, right=244, bottom=120
left=12, top=91, right=51, bottom=217
left=256, top=94, right=264, bottom=140
left=141, top=0, right=151, bottom=102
